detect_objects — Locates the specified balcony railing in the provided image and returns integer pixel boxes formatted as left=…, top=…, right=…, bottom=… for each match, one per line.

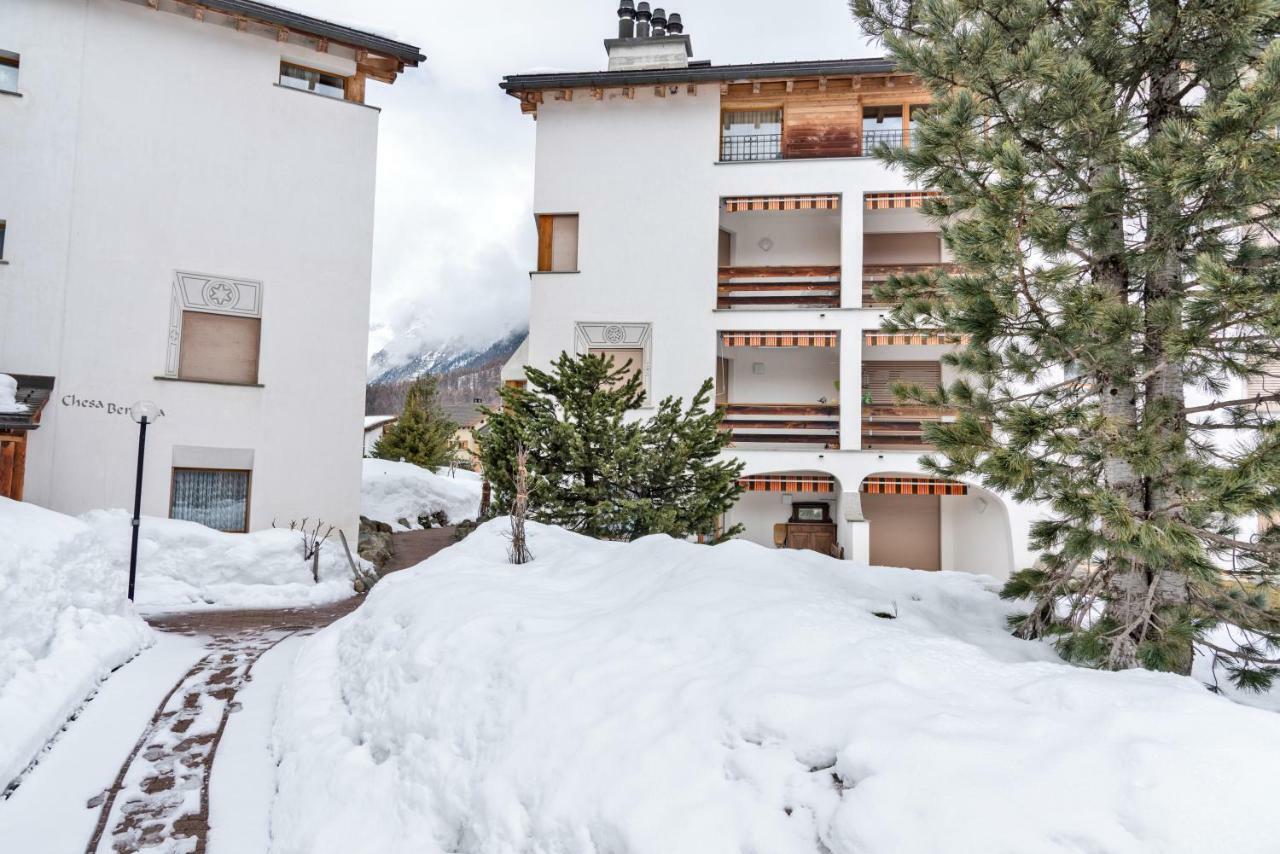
left=720, top=133, right=783, bottom=162
left=861, top=404, right=955, bottom=450
left=718, top=266, right=841, bottom=309
left=862, top=263, right=961, bottom=307
left=720, top=403, right=840, bottom=449
left=860, top=128, right=910, bottom=153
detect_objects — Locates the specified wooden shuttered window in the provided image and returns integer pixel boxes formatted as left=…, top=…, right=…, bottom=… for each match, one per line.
left=537, top=214, right=579, bottom=272
left=862, top=361, right=941, bottom=405
left=588, top=347, right=644, bottom=391
left=178, top=310, right=261, bottom=385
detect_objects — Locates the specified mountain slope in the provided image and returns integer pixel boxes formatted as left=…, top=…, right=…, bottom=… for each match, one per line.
left=368, top=328, right=526, bottom=386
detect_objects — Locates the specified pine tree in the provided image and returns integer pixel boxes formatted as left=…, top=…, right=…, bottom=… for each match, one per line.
left=372, top=374, right=459, bottom=470
left=851, top=0, right=1280, bottom=688
left=479, top=352, right=744, bottom=542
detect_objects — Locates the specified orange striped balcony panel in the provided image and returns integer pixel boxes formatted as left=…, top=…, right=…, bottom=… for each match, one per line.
left=861, top=476, right=968, bottom=496
left=721, top=331, right=839, bottom=348
left=722, top=194, right=841, bottom=213
left=862, top=330, right=966, bottom=346
left=738, top=474, right=837, bottom=494
left=863, top=191, right=939, bottom=210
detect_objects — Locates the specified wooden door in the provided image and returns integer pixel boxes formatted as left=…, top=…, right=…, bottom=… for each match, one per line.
left=861, top=492, right=941, bottom=570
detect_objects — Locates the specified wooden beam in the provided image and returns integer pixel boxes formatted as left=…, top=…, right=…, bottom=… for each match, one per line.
left=147, top=0, right=159, bottom=8
left=818, top=76, right=828, bottom=92
left=785, top=80, right=794, bottom=93
left=720, top=82, right=729, bottom=95
left=752, top=81, right=761, bottom=94
left=317, top=37, right=329, bottom=53
left=591, top=87, right=604, bottom=100
left=235, top=17, right=248, bottom=31
left=687, top=83, right=697, bottom=95
left=654, top=85, right=665, bottom=98
left=344, top=72, right=366, bottom=104
left=625, top=86, right=635, bottom=99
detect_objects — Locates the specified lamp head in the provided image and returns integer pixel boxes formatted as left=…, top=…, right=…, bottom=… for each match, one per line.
left=131, top=400, right=162, bottom=424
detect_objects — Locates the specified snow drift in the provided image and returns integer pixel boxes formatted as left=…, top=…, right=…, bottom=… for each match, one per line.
left=361, top=459, right=482, bottom=531
left=0, top=498, right=150, bottom=791
left=82, top=510, right=358, bottom=610
left=271, top=520, right=1280, bottom=854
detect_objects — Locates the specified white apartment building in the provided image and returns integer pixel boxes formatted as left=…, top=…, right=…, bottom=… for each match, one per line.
left=0, top=0, right=422, bottom=539
left=501, top=3, right=1044, bottom=580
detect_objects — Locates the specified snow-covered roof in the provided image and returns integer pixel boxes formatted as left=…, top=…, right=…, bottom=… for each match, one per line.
left=364, top=415, right=398, bottom=432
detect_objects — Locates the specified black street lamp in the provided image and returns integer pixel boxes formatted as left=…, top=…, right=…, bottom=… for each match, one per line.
left=128, top=400, right=162, bottom=601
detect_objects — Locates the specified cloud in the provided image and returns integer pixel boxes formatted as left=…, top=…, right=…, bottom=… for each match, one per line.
left=285, top=0, right=880, bottom=363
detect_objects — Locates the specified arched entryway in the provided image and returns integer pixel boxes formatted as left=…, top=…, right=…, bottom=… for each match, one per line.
left=857, top=473, right=1014, bottom=576
left=731, top=471, right=846, bottom=558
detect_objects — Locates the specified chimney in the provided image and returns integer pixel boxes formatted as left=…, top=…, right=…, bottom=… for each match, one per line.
left=617, top=0, right=635, bottom=39
left=651, top=7, right=667, bottom=37
left=604, top=3, right=693, bottom=71
left=634, top=2, right=651, bottom=38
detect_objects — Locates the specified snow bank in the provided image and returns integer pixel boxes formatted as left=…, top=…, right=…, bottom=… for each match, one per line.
left=0, top=498, right=150, bottom=791
left=81, top=511, right=357, bottom=610
left=361, top=459, right=482, bottom=531
left=0, top=374, right=25, bottom=415
left=272, top=521, right=1280, bottom=854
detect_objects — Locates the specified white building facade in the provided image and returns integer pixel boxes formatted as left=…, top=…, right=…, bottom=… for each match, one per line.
left=502, top=4, right=1044, bottom=580
left=0, top=0, right=422, bottom=538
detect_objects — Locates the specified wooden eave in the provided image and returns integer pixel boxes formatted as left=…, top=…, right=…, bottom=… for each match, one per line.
left=134, top=0, right=423, bottom=85
left=509, top=71, right=925, bottom=118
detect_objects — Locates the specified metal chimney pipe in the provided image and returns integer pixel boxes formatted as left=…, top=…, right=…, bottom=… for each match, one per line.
left=666, top=12, right=683, bottom=34
left=651, top=7, right=667, bottom=37
left=635, top=1, right=651, bottom=37
left=617, top=0, right=635, bottom=38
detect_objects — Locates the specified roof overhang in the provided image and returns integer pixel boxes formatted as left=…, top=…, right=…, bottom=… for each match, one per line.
left=500, top=56, right=901, bottom=117
left=0, top=374, right=55, bottom=433
left=124, top=0, right=425, bottom=84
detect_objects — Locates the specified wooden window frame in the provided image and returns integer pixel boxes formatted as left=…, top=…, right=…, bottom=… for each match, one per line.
left=0, top=220, right=6, bottom=261
left=169, top=467, right=253, bottom=534
left=536, top=213, right=580, bottom=273
left=279, top=60, right=352, bottom=102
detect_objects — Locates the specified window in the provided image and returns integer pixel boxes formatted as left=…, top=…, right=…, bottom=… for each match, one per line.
left=171, top=468, right=251, bottom=532
left=0, top=51, right=17, bottom=93
left=178, top=310, right=261, bottom=384
left=279, top=61, right=346, bottom=100
left=720, top=108, right=783, bottom=161
left=0, top=221, right=6, bottom=260
left=536, top=214, right=579, bottom=272
left=589, top=347, right=644, bottom=391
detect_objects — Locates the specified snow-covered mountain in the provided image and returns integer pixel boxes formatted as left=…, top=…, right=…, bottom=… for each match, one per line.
left=367, top=327, right=526, bottom=386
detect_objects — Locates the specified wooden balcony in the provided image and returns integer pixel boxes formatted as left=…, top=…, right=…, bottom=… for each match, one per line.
left=717, top=266, right=841, bottom=310
left=861, top=263, right=961, bottom=307
left=719, top=403, right=840, bottom=448
left=861, top=404, right=955, bottom=450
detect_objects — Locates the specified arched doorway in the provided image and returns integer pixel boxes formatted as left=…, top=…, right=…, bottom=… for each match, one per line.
left=732, top=471, right=844, bottom=558
left=858, top=473, right=1014, bottom=576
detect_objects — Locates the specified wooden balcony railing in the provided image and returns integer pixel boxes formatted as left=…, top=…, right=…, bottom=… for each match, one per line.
left=861, top=404, right=956, bottom=450
left=861, top=263, right=961, bottom=307
left=719, top=403, right=840, bottom=448
left=718, top=266, right=841, bottom=310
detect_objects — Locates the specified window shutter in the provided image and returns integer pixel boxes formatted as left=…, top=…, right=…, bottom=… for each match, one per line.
left=179, top=311, right=261, bottom=384
left=537, top=214, right=579, bottom=272
left=862, top=361, right=941, bottom=405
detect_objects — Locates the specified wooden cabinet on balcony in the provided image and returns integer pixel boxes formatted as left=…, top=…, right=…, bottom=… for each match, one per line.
left=717, top=266, right=841, bottom=309
left=719, top=403, right=840, bottom=448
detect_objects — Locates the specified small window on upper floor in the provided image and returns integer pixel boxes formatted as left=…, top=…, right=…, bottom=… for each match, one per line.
left=279, top=61, right=346, bottom=100
left=536, top=214, right=579, bottom=272
left=179, top=310, right=261, bottom=385
left=0, top=51, right=17, bottom=93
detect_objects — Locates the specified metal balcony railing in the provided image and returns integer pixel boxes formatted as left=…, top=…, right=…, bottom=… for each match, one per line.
left=860, top=128, right=909, bottom=153
left=720, top=133, right=783, bottom=162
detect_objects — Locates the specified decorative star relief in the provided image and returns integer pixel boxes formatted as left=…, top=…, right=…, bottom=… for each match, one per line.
left=205, top=282, right=236, bottom=307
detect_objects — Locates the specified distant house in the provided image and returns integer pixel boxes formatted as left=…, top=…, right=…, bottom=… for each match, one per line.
left=444, top=404, right=488, bottom=470
left=363, top=415, right=398, bottom=457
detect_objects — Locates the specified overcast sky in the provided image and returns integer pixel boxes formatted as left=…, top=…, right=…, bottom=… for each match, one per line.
left=287, top=0, right=878, bottom=367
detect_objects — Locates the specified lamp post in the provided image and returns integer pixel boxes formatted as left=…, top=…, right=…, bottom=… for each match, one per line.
left=128, top=400, right=162, bottom=601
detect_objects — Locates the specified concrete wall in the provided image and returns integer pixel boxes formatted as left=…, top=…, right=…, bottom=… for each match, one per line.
left=720, top=210, right=841, bottom=267
left=0, top=0, right=381, bottom=539
left=719, top=346, right=840, bottom=404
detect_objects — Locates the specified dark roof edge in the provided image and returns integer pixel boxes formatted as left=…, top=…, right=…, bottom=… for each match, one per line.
left=197, top=0, right=425, bottom=65
left=500, top=57, right=896, bottom=92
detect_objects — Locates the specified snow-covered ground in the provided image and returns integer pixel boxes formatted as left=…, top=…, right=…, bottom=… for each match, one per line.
left=271, top=520, right=1280, bottom=854
left=361, top=458, right=483, bottom=531
left=0, top=498, right=152, bottom=793
left=82, top=510, right=358, bottom=611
